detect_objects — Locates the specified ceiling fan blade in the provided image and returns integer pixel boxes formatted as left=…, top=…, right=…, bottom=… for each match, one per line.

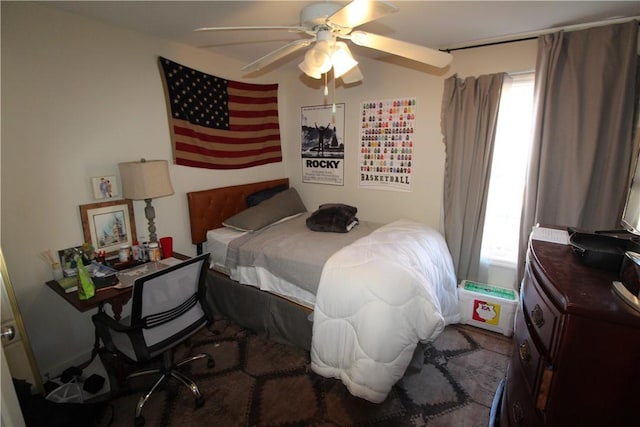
left=195, top=25, right=307, bottom=32
left=328, top=0, right=398, bottom=30
left=350, top=31, right=453, bottom=68
left=241, top=39, right=313, bottom=72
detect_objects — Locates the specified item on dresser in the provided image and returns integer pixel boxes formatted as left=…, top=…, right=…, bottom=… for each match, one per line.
left=568, top=227, right=640, bottom=272
left=620, top=250, right=640, bottom=295
left=530, top=226, right=569, bottom=244
left=612, top=281, right=640, bottom=313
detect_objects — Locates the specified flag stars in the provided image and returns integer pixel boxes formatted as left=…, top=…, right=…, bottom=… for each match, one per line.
left=161, top=58, right=233, bottom=130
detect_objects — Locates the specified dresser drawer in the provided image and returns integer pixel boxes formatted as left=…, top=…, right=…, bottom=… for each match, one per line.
left=521, top=265, right=561, bottom=358
left=503, top=361, right=541, bottom=427
left=512, top=308, right=542, bottom=396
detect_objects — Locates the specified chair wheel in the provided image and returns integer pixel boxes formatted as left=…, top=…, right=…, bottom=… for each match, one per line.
left=207, top=359, right=215, bottom=369
left=135, top=415, right=145, bottom=426
left=195, top=396, right=205, bottom=408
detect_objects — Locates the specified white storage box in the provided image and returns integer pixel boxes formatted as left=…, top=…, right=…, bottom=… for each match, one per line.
left=458, top=280, right=518, bottom=336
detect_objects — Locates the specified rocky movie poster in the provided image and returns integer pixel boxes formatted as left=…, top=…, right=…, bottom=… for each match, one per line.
left=301, top=104, right=345, bottom=185
left=359, top=98, right=415, bottom=191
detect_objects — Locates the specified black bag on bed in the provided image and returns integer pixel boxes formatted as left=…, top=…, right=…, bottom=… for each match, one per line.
left=306, top=203, right=359, bottom=233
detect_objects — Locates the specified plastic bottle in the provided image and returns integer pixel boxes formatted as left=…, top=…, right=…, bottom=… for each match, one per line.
left=75, top=255, right=95, bottom=300
left=148, top=242, right=161, bottom=262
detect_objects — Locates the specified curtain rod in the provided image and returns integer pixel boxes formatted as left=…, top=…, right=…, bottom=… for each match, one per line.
left=442, top=16, right=640, bottom=53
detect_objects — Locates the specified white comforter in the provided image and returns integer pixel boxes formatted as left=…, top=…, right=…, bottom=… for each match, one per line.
left=310, top=219, right=460, bottom=403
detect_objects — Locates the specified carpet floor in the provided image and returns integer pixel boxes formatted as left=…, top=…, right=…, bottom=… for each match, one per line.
left=104, top=317, right=512, bottom=427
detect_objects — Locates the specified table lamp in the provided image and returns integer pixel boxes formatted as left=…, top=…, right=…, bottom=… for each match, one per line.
left=119, top=159, right=174, bottom=243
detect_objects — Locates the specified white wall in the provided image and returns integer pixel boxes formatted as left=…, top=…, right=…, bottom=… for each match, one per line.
left=1, top=3, right=287, bottom=378
left=1, top=2, right=536, bottom=379
left=281, top=41, right=536, bottom=227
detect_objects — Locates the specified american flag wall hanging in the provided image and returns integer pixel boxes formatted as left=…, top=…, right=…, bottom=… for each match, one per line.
left=159, top=57, right=283, bottom=170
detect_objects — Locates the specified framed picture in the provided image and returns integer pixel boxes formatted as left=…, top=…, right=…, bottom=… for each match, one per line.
left=91, top=175, right=118, bottom=200
left=58, top=245, right=84, bottom=276
left=301, top=103, right=345, bottom=186
left=79, top=200, right=136, bottom=256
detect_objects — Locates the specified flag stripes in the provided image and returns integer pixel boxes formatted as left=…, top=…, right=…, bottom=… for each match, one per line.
left=159, top=57, right=282, bottom=169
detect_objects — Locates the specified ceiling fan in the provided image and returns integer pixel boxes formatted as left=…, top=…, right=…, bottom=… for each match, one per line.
left=195, top=0, right=453, bottom=83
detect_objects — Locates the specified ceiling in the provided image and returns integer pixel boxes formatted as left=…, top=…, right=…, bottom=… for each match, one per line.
left=40, top=1, right=640, bottom=74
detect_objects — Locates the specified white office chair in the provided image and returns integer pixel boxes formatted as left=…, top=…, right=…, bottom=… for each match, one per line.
left=93, top=253, right=214, bottom=426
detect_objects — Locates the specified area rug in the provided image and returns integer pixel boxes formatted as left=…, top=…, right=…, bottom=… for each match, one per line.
left=105, top=317, right=512, bottom=427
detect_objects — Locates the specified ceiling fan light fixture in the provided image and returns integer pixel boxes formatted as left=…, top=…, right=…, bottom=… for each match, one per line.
left=312, top=40, right=333, bottom=74
left=331, top=41, right=358, bottom=78
left=340, top=64, right=364, bottom=84
left=298, top=59, right=323, bottom=79
left=300, top=40, right=332, bottom=78
left=200, top=1, right=452, bottom=75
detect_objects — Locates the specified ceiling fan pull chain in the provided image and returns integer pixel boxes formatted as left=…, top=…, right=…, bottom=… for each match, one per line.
left=324, top=72, right=329, bottom=96
left=332, top=70, right=336, bottom=115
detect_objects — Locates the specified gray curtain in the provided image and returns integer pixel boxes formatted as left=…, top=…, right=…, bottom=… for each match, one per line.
left=518, top=21, right=639, bottom=279
left=441, top=73, right=505, bottom=282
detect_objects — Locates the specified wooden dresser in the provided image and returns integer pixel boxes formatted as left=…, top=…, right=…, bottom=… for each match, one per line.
left=495, top=237, right=640, bottom=426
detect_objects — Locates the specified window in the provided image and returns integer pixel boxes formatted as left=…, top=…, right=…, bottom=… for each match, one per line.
left=480, top=72, right=535, bottom=268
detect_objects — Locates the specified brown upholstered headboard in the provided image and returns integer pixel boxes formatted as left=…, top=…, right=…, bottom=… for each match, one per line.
left=186, top=178, right=289, bottom=249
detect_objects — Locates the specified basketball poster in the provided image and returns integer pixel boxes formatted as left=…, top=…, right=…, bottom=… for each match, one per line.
left=359, top=98, right=415, bottom=191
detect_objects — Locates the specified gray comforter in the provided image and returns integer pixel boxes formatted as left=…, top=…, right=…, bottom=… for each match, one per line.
left=225, top=214, right=379, bottom=295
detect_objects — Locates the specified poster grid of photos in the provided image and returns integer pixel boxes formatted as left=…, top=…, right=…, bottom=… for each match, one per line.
left=359, top=98, right=416, bottom=191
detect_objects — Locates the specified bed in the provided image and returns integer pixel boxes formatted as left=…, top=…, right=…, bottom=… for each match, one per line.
left=187, top=178, right=460, bottom=403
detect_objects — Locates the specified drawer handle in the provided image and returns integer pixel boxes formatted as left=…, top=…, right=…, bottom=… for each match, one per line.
left=519, top=340, right=531, bottom=363
left=512, top=401, right=524, bottom=424
left=531, top=304, right=545, bottom=328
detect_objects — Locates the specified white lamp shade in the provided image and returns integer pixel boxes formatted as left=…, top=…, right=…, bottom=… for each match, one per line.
left=340, top=64, right=364, bottom=84
left=298, top=60, right=323, bottom=79
left=331, top=42, right=358, bottom=78
left=299, top=40, right=333, bottom=79
left=119, top=159, right=174, bottom=200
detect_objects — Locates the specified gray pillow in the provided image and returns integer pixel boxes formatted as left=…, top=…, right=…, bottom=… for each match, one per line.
left=246, top=184, right=288, bottom=207
left=222, top=187, right=307, bottom=232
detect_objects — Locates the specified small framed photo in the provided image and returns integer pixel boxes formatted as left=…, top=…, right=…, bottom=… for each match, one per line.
left=91, top=176, right=118, bottom=200
left=58, top=245, right=83, bottom=275
left=79, top=200, right=137, bottom=257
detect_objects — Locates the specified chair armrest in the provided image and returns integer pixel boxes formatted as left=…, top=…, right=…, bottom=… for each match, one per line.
left=92, top=311, right=131, bottom=332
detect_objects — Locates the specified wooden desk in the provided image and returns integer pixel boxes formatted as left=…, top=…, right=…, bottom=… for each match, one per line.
left=47, top=253, right=190, bottom=373
left=46, top=280, right=132, bottom=320
left=46, top=253, right=189, bottom=321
